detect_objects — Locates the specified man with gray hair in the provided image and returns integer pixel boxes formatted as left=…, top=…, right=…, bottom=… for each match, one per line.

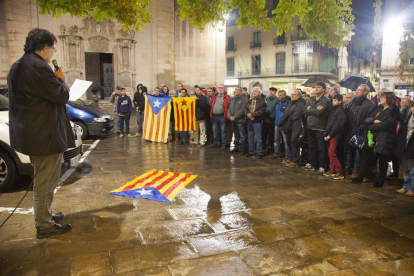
left=228, top=86, right=249, bottom=153
left=245, top=87, right=267, bottom=158
left=348, top=84, right=375, bottom=182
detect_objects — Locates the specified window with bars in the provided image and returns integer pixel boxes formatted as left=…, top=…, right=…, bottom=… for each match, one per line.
left=276, top=53, right=286, bottom=74
left=227, top=58, right=235, bottom=77
left=252, top=55, right=261, bottom=75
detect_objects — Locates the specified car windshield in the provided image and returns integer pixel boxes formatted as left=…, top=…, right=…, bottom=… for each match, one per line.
left=68, top=99, right=87, bottom=106
left=0, top=94, right=9, bottom=111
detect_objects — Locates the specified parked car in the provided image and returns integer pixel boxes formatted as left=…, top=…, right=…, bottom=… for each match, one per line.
left=0, top=95, right=83, bottom=192
left=67, top=99, right=114, bottom=140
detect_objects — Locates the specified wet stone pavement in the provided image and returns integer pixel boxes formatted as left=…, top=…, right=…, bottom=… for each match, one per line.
left=1, top=127, right=414, bottom=275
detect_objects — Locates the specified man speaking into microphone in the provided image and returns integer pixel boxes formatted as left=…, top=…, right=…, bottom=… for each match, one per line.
left=7, top=28, right=75, bottom=238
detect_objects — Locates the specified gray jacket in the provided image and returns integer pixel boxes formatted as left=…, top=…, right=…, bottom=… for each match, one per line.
left=228, top=94, right=248, bottom=123
left=303, top=95, right=331, bottom=131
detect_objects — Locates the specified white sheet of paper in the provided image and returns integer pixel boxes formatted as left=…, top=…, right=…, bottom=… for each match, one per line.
left=69, top=79, right=93, bottom=101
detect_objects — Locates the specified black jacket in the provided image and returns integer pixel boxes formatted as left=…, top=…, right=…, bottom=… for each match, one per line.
left=303, top=95, right=331, bottom=130
left=366, top=105, right=399, bottom=156
left=347, top=96, right=375, bottom=140
left=324, top=105, right=347, bottom=140
left=196, top=93, right=209, bottom=121
left=133, top=91, right=145, bottom=113
left=397, top=114, right=414, bottom=160
left=279, top=98, right=306, bottom=142
left=8, top=52, right=75, bottom=156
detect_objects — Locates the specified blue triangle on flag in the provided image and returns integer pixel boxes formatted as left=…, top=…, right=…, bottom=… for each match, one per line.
left=110, top=187, right=170, bottom=203
left=146, top=94, right=171, bottom=115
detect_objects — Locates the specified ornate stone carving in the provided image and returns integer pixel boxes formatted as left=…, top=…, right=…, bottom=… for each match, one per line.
left=88, top=36, right=109, bottom=52
left=119, top=72, right=132, bottom=88
left=80, top=17, right=115, bottom=38
left=119, top=29, right=135, bottom=39
left=69, top=26, right=78, bottom=36
left=60, top=24, right=66, bottom=35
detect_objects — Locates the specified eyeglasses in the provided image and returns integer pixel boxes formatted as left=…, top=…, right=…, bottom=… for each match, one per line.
left=50, top=46, right=57, bottom=53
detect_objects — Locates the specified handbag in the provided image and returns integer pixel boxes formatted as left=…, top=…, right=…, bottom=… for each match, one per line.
left=349, top=130, right=365, bottom=150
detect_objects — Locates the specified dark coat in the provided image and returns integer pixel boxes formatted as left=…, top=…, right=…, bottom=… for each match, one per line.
left=397, top=114, right=414, bottom=160
left=195, top=93, right=209, bottom=121
left=366, top=105, right=399, bottom=156
left=244, top=97, right=267, bottom=123
left=303, top=95, right=331, bottom=130
left=8, top=53, right=75, bottom=156
left=324, top=105, right=347, bottom=140
left=117, top=95, right=133, bottom=114
left=228, top=94, right=248, bottom=123
left=133, top=91, right=145, bottom=113
left=279, top=98, right=306, bottom=142
left=347, top=96, right=375, bottom=140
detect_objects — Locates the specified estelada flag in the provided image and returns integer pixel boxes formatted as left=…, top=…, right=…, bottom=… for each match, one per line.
left=110, top=169, right=197, bottom=203
left=143, top=94, right=171, bottom=143
left=173, top=97, right=196, bottom=131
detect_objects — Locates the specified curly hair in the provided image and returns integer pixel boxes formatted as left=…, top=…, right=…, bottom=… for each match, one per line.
left=24, top=28, right=57, bottom=53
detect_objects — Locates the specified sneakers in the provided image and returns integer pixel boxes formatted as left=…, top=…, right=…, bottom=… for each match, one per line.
left=332, top=174, right=345, bottom=180
left=302, top=163, right=314, bottom=170
left=127, top=134, right=132, bottom=138
left=406, top=191, right=414, bottom=197
left=120, top=134, right=124, bottom=138
left=396, top=188, right=407, bottom=194
left=323, top=171, right=335, bottom=177
left=36, top=223, right=72, bottom=239
left=316, top=167, right=325, bottom=175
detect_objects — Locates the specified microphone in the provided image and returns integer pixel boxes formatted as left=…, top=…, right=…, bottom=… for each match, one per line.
left=52, top=60, right=59, bottom=70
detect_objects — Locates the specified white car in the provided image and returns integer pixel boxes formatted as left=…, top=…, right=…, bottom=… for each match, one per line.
left=0, top=95, right=83, bottom=191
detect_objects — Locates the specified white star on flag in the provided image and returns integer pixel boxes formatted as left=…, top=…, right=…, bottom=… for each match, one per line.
left=136, top=188, right=152, bottom=195
left=153, top=99, right=161, bottom=108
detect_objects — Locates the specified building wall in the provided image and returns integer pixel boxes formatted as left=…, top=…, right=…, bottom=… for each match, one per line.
left=0, top=0, right=225, bottom=97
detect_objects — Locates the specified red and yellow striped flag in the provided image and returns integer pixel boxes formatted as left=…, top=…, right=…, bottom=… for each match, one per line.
left=173, top=97, right=196, bottom=131
left=143, top=95, right=171, bottom=143
left=110, top=169, right=197, bottom=203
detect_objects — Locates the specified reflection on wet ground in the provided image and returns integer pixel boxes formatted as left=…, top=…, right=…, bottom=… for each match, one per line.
left=1, top=131, right=414, bottom=275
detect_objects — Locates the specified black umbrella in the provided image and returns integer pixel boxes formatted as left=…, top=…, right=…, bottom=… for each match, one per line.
left=338, top=76, right=376, bottom=92
left=301, top=76, right=335, bottom=88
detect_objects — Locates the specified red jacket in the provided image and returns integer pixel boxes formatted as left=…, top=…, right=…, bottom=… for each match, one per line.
left=210, top=93, right=231, bottom=121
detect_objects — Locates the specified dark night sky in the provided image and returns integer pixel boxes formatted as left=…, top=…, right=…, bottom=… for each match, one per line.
left=351, top=0, right=377, bottom=35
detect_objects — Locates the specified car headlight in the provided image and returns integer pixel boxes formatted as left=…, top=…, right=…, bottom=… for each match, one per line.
left=93, top=118, right=106, bottom=123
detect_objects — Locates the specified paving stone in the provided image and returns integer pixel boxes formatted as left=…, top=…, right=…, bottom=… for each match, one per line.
left=253, top=222, right=302, bottom=243
left=327, top=248, right=394, bottom=270
left=135, top=218, right=214, bottom=244
left=189, top=230, right=258, bottom=256
left=111, top=241, right=198, bottom=274
left=167, top=252, right=255, bottom=276
left=289, top=260, right=340, bottom=275
left=239, top=240, right=313, bottom=275
left=70, top=252, right=112, bottom=276
left=352, top=257, right=414, bottom=276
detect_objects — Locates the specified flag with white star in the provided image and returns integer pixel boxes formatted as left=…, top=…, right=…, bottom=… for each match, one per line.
left=110, top=170, right=198, bottom=203
left=143, top=94, right=172, bottom=143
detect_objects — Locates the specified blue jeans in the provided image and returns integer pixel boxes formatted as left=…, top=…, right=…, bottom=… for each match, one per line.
left=346, top=147, right=361, bottom=173
left=119, top=114, right=130, bottom=134
left=213, top=115, right=226, bottom=146
left=274, top=126, right=291, bottom=159
left=403, top=158, right=414, bottom=192
left=136, top=111, right=144, bottom=134
left=115, top=115, right=121, bottom=131
left=248, top=122, right=263, bottom=155
left=234, top=122, right=247, bottom=152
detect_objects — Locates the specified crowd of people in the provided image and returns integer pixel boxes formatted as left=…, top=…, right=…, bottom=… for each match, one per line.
left=109, top=81, right=414, bottom=197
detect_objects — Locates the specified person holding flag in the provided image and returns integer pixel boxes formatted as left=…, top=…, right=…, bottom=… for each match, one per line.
left=173, top=88, right=197, bottom=145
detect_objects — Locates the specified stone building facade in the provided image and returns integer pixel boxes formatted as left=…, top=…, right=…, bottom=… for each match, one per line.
left=0, top=0, right=226, bottom=99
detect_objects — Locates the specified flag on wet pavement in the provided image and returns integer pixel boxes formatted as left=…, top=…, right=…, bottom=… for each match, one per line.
left=172, top=97, right=196, bottom=131
left=143, top=94, right=171, bottom=143
left=110, top=169, right=197, bottom=203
